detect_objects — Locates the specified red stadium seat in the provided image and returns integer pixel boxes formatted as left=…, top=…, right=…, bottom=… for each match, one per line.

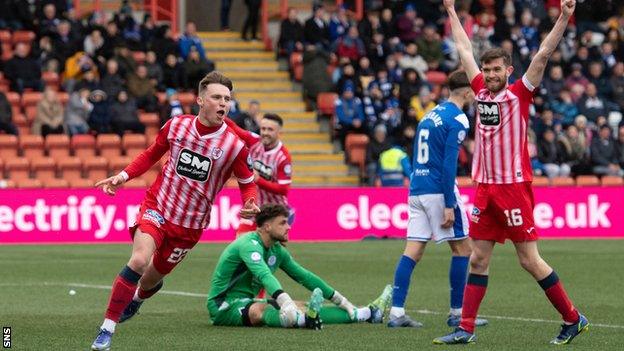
left=42, top=71, right=60, bottom=89
left=11, top=31, right=36, bottom=45
left=68, top=178, right=94, bottom=188
left=42, top=178, right=69, bottom=188
left=0, top=134, right=19, bottom=160
left=317, top=92, right=338, bottom=117
left=31, top=157, right=56, bottom=181
left=425, top=71, right=448, bottom=86
left=16, top=178, right=42, bottom=189
left=122, top=134, right=147, bottom=158
left=12, top=113, right=31, bottom=135
left=293, top=64, right=303, bottom=81
left=45, top=134, right=71, bottom=162
left=58, top=157, right=82, bottom=181
left=139, top=112, right=160, bottom=142
left=109, top=156, right=132, bottom=174
left=5, top=158, right=30, bottom=181
left=345, top=133, right=369, bottom=171
left=19, top=135, right=45, bottom=161
left=551, top=176, right=575, bottom=186
left=532, top=176, right=550, bottom=187
left=575, top=175, right=600, bottom=186
left=0, top=179, right=16, bottom=188
left=289, top=52, right=302, bottom=69
left=84, top=157, right=109, bottom=182
left=0, top=30, right=11, bottom=42
left=601, top=175, right=624, bottom=186
left=177, top=92, right=196, bottom=109
left=131, top=51, right=146, bottom=64
left=96, top=134, right=122, bottom=158
left=71, top=134, right=96, bottom=161
left=21, top=91, right=43, bottom=109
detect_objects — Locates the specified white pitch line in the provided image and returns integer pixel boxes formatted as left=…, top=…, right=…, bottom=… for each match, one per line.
left=413, top=309, right=624, bottom=329
left=4, top=282, right=624, bottom=330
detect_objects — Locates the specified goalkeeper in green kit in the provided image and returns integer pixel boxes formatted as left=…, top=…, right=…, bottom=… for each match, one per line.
left=207, top=204, right=392, bottom=329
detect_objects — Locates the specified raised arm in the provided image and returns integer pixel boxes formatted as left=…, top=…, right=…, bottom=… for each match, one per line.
left=443, top=0, right=480, bottom=81
left=525, top=0, right=575, bottom=88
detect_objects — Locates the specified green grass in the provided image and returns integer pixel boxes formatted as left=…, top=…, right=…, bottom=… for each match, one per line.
left=0, top=240, right=622, bottom=350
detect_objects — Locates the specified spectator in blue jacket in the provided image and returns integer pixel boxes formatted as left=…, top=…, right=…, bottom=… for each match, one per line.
left=179, top=22, right=207, bottom=60
left=335, top=83, right=365, bottom=149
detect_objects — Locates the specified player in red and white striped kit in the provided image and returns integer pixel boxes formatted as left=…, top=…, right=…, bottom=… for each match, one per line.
left=90, top=72, right=260, bottom=351
left=435, top=0, right=588, bottom=346
left=224, top=113, right=293, bottom=236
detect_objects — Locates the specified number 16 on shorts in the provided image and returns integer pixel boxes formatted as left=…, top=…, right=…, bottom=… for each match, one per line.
left=504, top=208, right=523, bottom=227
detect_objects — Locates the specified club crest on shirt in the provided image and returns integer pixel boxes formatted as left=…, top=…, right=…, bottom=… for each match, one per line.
left=176, top=148, right=212, bottom=182
left=253, top=160, right=273, bottom=180
left=477, top=101, right=501, bottom=126
left=283, top=164, right=292, bottom=176
left=471, top=207, right=481, bottom=223
left=142, top=209, right=165, bottom=227
left=209, top=147, right=224, bottom=159
left=268, top=255, right=277, bottom=266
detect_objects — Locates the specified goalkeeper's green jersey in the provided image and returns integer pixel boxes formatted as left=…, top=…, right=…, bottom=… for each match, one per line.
left=207, top=232, right=335, bottom=308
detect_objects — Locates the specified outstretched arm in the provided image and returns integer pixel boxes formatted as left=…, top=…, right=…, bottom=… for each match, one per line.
left=443, top=0, right=480, bottom=81
left=525, top=0, right=575, bottom=88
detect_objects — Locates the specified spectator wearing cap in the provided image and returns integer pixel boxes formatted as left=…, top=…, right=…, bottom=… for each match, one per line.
left=278, top=8, right=305, bottom=58
left=5, top=43, right=44, bottom=94
left=88, top=90, right=111, bottom=134
left=334, top=26, right=366, bottom=62
left=110, top=90, right=145, bottom=136
left=365, top=124, right=392, bottom=186
left=329, top=5, right=350, bottom=43
left=304, top=4, right=330, bottom=50
left=233, top=100, right=261, bottom=134
left=179, top=22, right=207, bottom=60
left=396, top=4, right=423, bottom=44
left=335, top=83, right=365, bottom=149
left=591, top=125, right=624, bottom=176
left=398, top=42, right=427, bottom=80
left=578, top=83, right=608, bottom=124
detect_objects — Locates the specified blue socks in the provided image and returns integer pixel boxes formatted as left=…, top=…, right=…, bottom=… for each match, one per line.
left=449, top=255, right=470, bottom=309
left=392, top=255, right=417, bottom=308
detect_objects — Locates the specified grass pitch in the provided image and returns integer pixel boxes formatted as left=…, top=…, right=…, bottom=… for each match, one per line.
left=0, top=240, right=621, bottom=350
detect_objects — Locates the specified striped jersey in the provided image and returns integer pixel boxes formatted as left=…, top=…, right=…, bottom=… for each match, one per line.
left=144, top=115, right=254, bottom=229
left=471, top=73, right=536, bottom=184
left=248, top=140, right=292, bottom=206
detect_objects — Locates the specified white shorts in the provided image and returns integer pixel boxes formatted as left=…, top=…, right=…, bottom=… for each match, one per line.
left=407, top=188, right=469, bottom=243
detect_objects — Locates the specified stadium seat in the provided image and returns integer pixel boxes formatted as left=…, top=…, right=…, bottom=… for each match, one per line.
left=42, top=178, right=69, bottom=188
left=425, top=71, right=448, bottom=86
left=551, top=176, right=575, bottom=186
left=109, top=156, right=132, bottom=174
left=71, top=134, right=96, bottom=161
left=42, top=71, right=60, bottom=89
left=68, top=178, right=94, bottom=188
left=31, top=157, right=56, bottom=181
left=177, top=92, right=196, bottom=109
left=317, top=92, right=338, bottom=117
left=19, top=135, right=45, bottom=161
left=345, top=133, right=369, bottom=171
left=16, top=178, right=42, bottom=189
left=96, top=134, right=122, bottom=158
left=24, top=105, right=38, bottom=122
left=139, top=112, right=160, bottom=141
left=293, top=64, right=303, bottom=81
left=122, top=134, right=147, bottom=158
left=575, top=175, right=600, bottom=186
left=0, top=179, right=16, bottom=188
left=6, top=92, right=22, bottom=116
left=11, top=30, right=36, bottom=45
left=532, top=176, right=550, bottom=187
left=84, top=157, right=109, bottom=182
left=21, top=91, right=43, bottom=109
left=0, top=30, right=11, bottom=43
left=124, top=177, right=147, bottom=188
left=1, top=43, right=12, bottom=61
left=457, top=176, right=474, bottom=188
left=5, top=158, right=30, bottom=181
left=131, top=51, right=146, bottom=64
left=289, top=52, right=302, bottom=70
left=601, top=175, right=623, bottom=186
left=12, top=113, right=31, bottom=135
left=57, top=157, right=82, bottom=181
left=0, top=134, right=19, bottom=159
left=45, top=134, right=71, bottom=161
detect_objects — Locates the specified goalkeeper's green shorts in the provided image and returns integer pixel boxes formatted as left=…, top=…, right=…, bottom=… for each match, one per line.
left=208, top=298, right=277, bottom=326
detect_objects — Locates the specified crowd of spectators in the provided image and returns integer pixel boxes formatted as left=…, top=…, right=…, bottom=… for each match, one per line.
left=0, top=0, right=216, bottom=138
left=279, top=0, right=624, bottom=184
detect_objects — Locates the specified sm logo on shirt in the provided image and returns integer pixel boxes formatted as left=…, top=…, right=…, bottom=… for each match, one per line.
left=176, top=148, right=212, bottom=182
left=253, top=160, right=273, bottom=180
left=477, top=101, right=501, bottom=126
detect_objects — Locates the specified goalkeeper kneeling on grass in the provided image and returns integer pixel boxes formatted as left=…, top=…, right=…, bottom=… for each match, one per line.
left=207, top=203, right=392, bottom=329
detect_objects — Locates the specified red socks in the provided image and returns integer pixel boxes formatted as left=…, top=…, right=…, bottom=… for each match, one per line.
left=104, top=266, right=142, bottom=322
left=459, top=273, right=488, bottom=333
left=538, top=271, right=579, bottom=324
